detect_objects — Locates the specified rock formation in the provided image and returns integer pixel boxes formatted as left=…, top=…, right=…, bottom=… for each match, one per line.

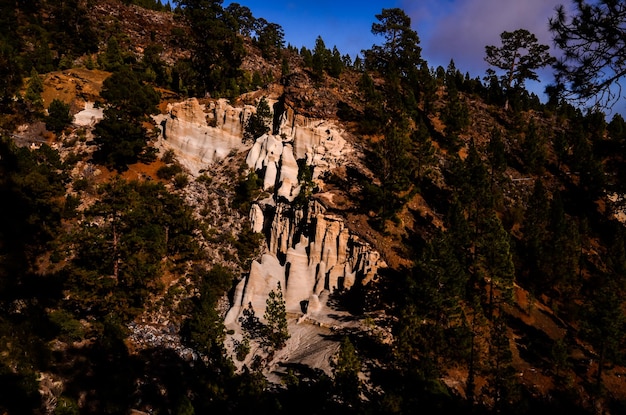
left=224, top=198, right=384, bottom=324
left=153, top=98, right=254, bottom=174
left=154, top=97, right=384, bottom=329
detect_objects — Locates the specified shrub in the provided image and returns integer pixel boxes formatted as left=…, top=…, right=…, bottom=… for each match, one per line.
left=46, top=99, right=73, bottom=133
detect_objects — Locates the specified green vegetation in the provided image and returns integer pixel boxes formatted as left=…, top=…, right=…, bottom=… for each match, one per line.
left=242, top=96, right=272, bottom=143
left=45, top=99, right=73, bottom=134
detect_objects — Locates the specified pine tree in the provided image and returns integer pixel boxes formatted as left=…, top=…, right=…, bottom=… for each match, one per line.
left=25, top=68, right=44, bottom=110
left=484, top=29, right=554, bottom=110
left=411, top=117, right=435, bottom=182
left=521, top=119, right=547, bottom=174
left=263, top=282, right=289, bottom=350
left=365, top=8, right=421, bottom=86
left=443, top=66, right=469, bottom=149
left=488, top=315, right=518, bottom=410
left=101, top=37, right=124, bottom=71
left=331, top=336, right=361, bottom=405
left=487, top=126, right=507, bottom=190
left=243, top=96, right=272, bottom=143
left=312, top=35, right=329, bottom=80
left=477, top=214, right=515, bottom=317
left=46, top=99, right=73, bottom=134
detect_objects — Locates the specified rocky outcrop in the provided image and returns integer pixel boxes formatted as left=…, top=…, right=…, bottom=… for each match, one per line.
left=152, top=97, right=383, bottom=333
left=154, top=97, right=350, bottom=180
left=153, top=98, right=254, bottom=174
left=225, top=198, right=385, bottom=324
left=245, top=116, right=349, bottom=202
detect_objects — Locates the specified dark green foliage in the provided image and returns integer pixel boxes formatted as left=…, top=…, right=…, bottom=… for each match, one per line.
left=93, top=68, right=159, bottom=171
left=263, top=282, right=289, bottom=350
left=157, top=163, right=184, bottom=180
left=521, top=119, right=547, bottom=174
left=243, top=96, right=272, bottom=143
left=141, top=43, right=169, bottom=86
left=365, top=8, right=421, bottom=85
left=293, top=159, right=315, bottom=206
left=0, top=40, right=22, bottom=110
left=234, top=225, right=263, bottom=269
left=357, top=71, right=385, bottom=134
left=255, top=19, right=285, bottom=61
left=312, top=35, right=330, bottom=80
left=93, top=108, right=153, bottom=171
left=25, top=68, right=43, bottom=109
left=49, top=309, right=84, bottom=342
left=225, top=3, right=255, bottom=36
left=45, top=99, right=73, bottom=133
left=488, top=315, right=519, bottom=410
left=100, top=67, right=160, bottom=117
left=67, top=179, right=200, bottom=320
left=233, top=169, right=263, bottom=213
left=550, top=0, right=626, bottom=108
left=185, top=265, right=233, bottom=357
left=485, top=29, right=554, bottom=110
left=45, top=0, right=98, bottom=57
left=0, top=139, right=68, bottom=264
left=477, top=214, right=515, bottom=314
left=100, top=37, right=125, bottom=71
left=397, top=233, right=469, bottom=369
left=331, top=337, right=361, bottom=405
left=54, top=396, right=80, bottom=415
left=522, top=179, right=550, bottom=290
left=364, top=116, right=413, bottom=224
left=328, top=46, right=344, bottom=78
left=487, top=127, right=507, bottom=182
left=443, top=62, right=469, bottom=147
left=173, top=0, right=245, bottom=96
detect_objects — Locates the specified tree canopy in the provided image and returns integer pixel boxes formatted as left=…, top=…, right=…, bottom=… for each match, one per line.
left=550, top=0, right=626, bottom=108
left=364, top=8, right=421, bottom=82
left=484, top=29, right=554, bottom=109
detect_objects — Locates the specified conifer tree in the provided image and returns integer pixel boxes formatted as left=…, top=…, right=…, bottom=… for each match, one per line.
left=263, top=282, right=289, bottom=350
left=25, top=68, right=44, bottom=110
left=477, top=214, right=515, bottom=316
left=521, top=119, right=547, bottom=174
left=331, top=336, right=361, bottom=405
left=101, top=37, right=124, bottom=71
left=411, top=117, right=436, bottom=182
left=487, top=126, right=507, bottom=190
left=488, top=315, right=518, bottom=410
left=550, top=0, right=626, bottom=108
left=174, top=0, right=244, bottom=95
left=45, top=99, right=73, bottom=134
left=485, top=29, right=554, bottom=110
left=365, top=8, right=421, bottom=85
left=328, top=46, right=344, bottom=78
left=312, top=35, right=329, bottom=80
left=243, top=96, right=272, bottom=143
left=443, top=66, right=469, bottom=149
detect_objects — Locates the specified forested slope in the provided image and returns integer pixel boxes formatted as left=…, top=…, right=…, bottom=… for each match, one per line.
left=0, top=1, right=625, bottom=414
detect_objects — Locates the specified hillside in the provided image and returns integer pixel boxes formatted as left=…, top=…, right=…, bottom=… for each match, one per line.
left=1, top=1, right=626, bottom=414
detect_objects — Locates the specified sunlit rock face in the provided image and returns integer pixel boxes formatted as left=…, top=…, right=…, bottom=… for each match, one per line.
left=153, top=97, right=384, bottom=328
left=153, top=98, right=254, bottom=174
left=73, top=102, right=104, bottom=127
left=225, top=198, right=385, bottom=324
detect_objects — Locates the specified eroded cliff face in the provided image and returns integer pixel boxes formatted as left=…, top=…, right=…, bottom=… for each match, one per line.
left=225, top=199, right=384, bottom=325
left=153, top=98, right=254, bottom=174
left=154, top=97, right=385, bottom=367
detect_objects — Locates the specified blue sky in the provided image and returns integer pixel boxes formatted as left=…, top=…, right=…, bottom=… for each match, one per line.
left=223, top=0, right=568, bottom=100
